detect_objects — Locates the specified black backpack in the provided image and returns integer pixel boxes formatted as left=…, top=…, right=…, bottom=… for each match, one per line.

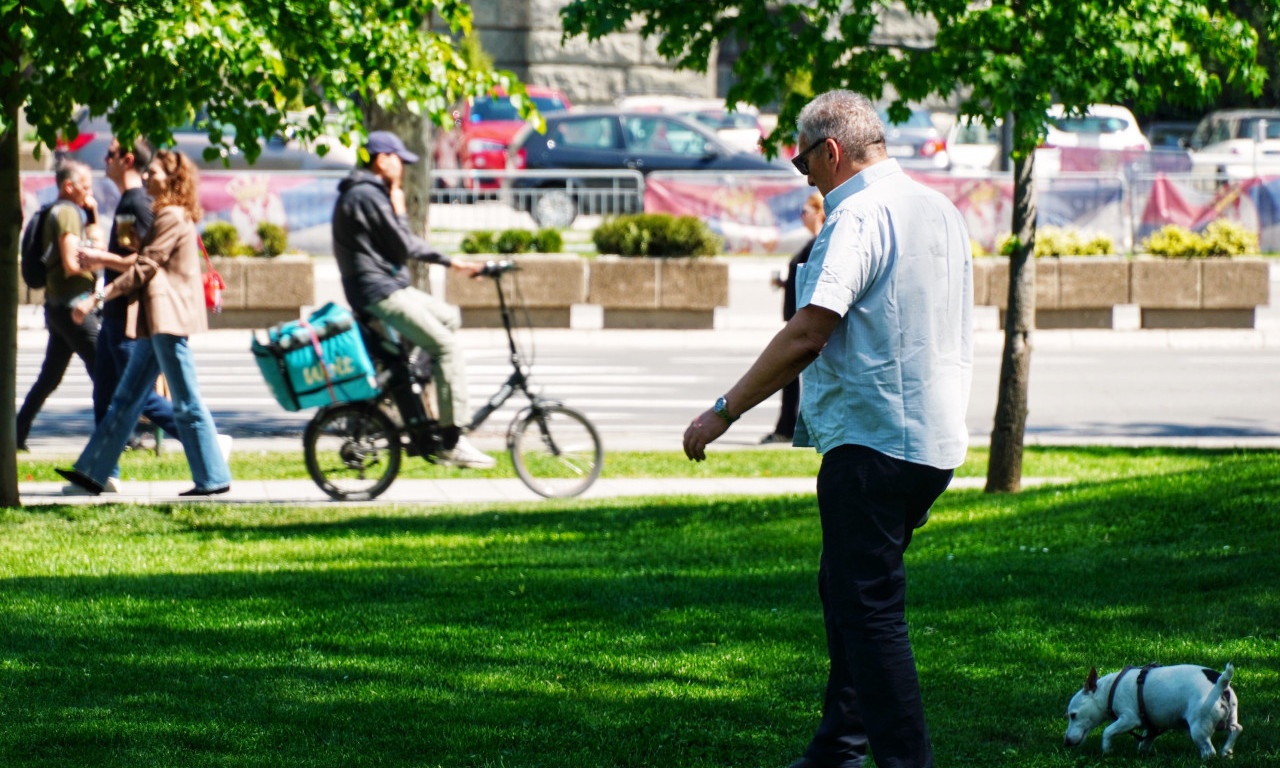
left=20, top=200, right=71, bottom=289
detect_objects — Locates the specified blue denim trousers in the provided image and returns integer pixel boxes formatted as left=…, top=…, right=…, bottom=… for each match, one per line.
left=75, top=333, right=231, bottom=491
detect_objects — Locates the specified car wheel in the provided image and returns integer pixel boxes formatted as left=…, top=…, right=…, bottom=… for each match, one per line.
left=531, top=188, right=577, bottom=229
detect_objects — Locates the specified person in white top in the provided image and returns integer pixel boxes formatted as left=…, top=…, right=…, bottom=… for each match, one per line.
left=683, top=90, right=973, bottom=768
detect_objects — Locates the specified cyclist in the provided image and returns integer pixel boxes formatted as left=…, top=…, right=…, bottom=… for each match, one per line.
left=332, top=130, right=494, bottom=469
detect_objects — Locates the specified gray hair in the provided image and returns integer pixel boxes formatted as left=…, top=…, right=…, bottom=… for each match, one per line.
left=55, top=159, right=91, bottom=189
left=796, top=90, right=886, bottom=164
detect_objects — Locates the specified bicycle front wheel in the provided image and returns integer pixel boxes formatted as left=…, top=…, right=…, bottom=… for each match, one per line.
left=509, top=404, right=603, bottom=498
left=304, top=403, right=402, bottom=501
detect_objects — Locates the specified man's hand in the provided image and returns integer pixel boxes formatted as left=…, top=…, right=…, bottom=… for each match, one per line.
left=451, top=259, right=485, bottom=278
left=71, top=296, right=95, bottom=325
left=683, top=408, right=730, bottom=462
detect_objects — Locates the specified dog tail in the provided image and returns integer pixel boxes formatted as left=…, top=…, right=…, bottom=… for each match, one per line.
left=1200, top=663, right=1234, bottom=715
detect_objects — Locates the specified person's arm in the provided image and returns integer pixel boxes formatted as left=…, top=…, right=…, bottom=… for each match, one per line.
left=77, top=245, right=138, bottom=272
left=682, top=304, right=841, bottom=461
left=364, top=191, right=484, bottom=276
left=58, top=230, right=82, bottom=278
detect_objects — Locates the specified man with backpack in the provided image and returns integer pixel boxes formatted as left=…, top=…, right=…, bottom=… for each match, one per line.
left=16, top=160, right=104, bottom=452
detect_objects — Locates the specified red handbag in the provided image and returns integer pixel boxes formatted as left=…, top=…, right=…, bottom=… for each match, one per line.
left=197, top=235, right=225, bottom=313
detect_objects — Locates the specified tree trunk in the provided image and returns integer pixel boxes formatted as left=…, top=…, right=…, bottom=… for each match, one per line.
left=985, top=150, right=1036, bottom=493
left=1, top=95, right=22, bottom=507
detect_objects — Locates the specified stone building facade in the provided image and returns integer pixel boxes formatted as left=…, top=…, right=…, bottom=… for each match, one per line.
left=466, top=0, right=941, bottom=108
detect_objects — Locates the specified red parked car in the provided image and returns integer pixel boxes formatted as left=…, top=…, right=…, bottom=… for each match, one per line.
left=443, top=85, right=571, bottom=189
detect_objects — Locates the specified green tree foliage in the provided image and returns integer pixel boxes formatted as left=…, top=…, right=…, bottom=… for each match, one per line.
left=562, top=0, right=1269, bottom=492
left=0, top=0, right=534, bottom=506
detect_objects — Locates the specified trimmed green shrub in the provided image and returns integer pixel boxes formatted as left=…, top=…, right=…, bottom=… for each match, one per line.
left=533, top=228, right=564, bottom=253
left=1142, top=221, right=1258, bottom=258
left=256, top=222, right=288, bottom=257
left=461, top=231, right=495, bottom=254
left=1142, top=225, right=1204, bottom=258
left=202, top=222, right=240, bottom=256
left=496, top=228, right=535, bottom=254
left=592, top=213, right=721, bottom=257
left=1201, top=219, right=1258, bottom=256
left=1032, top=226, right=1114, bottom=257
left=995, top=228, right=1115, bottom=258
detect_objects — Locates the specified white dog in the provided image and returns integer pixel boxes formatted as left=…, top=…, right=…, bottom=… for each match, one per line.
left=1064, top=663, right=1241, bottom=759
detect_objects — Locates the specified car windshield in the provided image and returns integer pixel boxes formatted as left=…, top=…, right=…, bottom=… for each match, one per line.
left=684, top=110, right=757, bottom=131
left=472, top=95, right=568, bottom=122
left=622, top=116, right=715, bottom=155
left=1052, top=115, right=1129, bottom=134
left=953, top=122, right=1000, bottom=145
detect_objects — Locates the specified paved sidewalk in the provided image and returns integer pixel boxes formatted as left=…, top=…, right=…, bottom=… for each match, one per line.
left=18, top=475, right=1014, bottom=507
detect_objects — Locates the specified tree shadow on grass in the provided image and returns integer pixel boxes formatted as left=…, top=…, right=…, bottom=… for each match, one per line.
left=3, top=458, right=1280, bottom=767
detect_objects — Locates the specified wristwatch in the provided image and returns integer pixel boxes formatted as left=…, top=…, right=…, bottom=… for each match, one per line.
left=713, top=395, right=737, bottom=425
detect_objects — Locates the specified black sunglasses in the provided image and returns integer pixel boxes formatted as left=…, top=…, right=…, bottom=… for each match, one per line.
left=791, top=137, right=828, bottom=175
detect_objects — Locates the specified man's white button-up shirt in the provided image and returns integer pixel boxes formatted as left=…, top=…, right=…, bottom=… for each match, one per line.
left=794, top=158, right=974, bottom=469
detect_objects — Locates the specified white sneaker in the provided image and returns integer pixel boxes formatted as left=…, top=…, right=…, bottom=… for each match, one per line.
left=62, top=476, right=120, bottom=495
left=216, top=434, right=233, bottom=464
left=438, top=436, right=496, bottom=469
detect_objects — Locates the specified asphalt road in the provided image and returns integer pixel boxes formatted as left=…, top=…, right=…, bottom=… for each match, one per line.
left=15, top=257, right=1280, bottom=455
left=16, top=322, right=1280, bottom=456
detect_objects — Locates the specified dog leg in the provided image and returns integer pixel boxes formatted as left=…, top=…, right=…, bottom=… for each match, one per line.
left=1190, top=721, right=1218, bottom=761
left=1137, top=731, right=1158, bottom=756
left=1102, top=716, right=1142, bottom=754
left=1222, top=719, right=1243, bottom=757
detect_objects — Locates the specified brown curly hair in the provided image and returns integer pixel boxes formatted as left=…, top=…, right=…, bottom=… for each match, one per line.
left=150, top=149, right=203, bottom=221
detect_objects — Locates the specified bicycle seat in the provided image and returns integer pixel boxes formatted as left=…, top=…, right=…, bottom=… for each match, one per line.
left=354, top=311, right=433, bottom=384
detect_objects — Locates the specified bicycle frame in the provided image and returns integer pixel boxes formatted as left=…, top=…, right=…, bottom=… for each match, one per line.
left=466, top=261, right=540, bottom=431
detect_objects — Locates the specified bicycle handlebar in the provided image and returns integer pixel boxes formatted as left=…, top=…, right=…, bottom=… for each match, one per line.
left=478, top=259, right=519, bottom=278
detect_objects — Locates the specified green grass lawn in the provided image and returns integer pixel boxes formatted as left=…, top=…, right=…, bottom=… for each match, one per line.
left=2, top=448, right=1278, bottom=766
left=15, top=444, right=1262, bottom=483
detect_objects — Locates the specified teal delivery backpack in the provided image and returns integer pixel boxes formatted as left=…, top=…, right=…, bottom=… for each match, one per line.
left=252, top=302, right=380, bottom=412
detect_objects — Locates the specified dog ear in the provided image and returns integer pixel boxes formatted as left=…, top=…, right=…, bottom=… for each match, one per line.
left=1085, top=667, right=1098, bottom=694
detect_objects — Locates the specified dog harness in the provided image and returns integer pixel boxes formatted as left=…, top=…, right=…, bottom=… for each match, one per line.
left=1107, top=663, right=1163, bottom=737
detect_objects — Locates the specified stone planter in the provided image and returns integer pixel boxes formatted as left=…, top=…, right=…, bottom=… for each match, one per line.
left=444, top=254, right=587, bottom=327
left=446, top=254, right=730, bottom=329
left=20, top=255, right=315, bottom=329
left=1132, top=258, right=1270, bottom=329
left=207, top=255, right=315, bottom=329
left=589, top=256, right=729, bottom=329
left=975, top=257, right=1270, bottom=329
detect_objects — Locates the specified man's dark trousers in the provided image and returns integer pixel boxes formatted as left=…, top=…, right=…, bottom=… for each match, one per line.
left=17, top=304, right=100, bottom=447
left=802, top=443, right=953, bottom=768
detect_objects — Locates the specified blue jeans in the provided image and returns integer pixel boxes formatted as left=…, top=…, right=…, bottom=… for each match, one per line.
left=75, top=334, right=231, bottom=491
left=94, top=312, right=179, bottom=436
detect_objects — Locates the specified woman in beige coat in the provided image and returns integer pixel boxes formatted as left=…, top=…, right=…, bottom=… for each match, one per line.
left=58, top=150, right=231, bottom=496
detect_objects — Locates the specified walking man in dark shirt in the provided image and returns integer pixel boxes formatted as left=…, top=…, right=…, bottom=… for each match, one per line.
left=87, top=137, right=179, bottom=448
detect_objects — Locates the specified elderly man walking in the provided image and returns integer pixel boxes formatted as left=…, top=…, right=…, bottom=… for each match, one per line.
left=683, top=90, right=973, bottom=768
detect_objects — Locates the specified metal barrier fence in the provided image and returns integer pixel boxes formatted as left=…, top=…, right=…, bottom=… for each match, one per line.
left=429, top=169, right=645, bottom=232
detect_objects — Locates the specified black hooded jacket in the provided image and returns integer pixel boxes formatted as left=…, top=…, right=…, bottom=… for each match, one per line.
left=332, top=168, right=451, bottom=309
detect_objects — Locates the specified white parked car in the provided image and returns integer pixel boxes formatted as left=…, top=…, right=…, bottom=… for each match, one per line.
left=1044, top=104, right=1150, bottom=151
left=946, top=119, right=1002, bottom=173
left=1186, top=109, right=1280, bottom=177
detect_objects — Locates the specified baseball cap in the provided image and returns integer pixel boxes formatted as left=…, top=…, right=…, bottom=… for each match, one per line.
left=365, top=131, right=420, bottom=164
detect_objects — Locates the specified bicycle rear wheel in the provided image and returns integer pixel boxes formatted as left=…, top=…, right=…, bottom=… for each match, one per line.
left=304, top=403, right=402, bottom=501
left=509, top=404, right=603, bottom=498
